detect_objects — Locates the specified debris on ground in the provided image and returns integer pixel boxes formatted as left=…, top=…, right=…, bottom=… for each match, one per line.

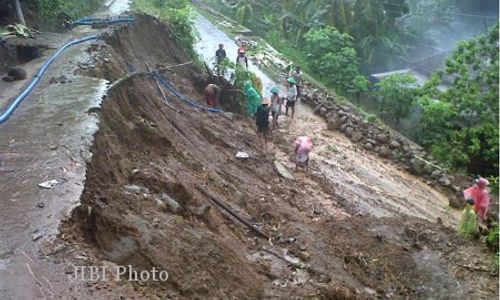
left=236, top=151, right=249, bottom=159
left=38, top=179, right=64, bottom=189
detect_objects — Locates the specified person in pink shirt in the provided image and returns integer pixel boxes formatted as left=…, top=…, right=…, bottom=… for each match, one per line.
left=463, top=177, right=491, bottom=222
left=294, top=136, right=313, bottom=171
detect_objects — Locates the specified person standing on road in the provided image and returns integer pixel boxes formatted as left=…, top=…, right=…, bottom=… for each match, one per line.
left=215, top=44, right=226, bottom=64
left=294, top=136, right=313, bottom=171
left=285, top=77, right=297, bottom=118
left=236, top=49, right=249, bottom=69
left=204, top=83, right=221, bottom=108
left=255, top=98, right=271, bottom=151
left=463, top=177, right=491, bottom=222
left=292, top=66, right=303, bottom=101
left=270, top=86, right=282, bottom=129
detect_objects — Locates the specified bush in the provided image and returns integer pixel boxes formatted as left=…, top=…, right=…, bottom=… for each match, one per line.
left=374, top=73, right=417, bottom=125
left=303, top=26, right=360, bottom=95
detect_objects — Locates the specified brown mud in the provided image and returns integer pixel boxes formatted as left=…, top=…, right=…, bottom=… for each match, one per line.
left=58, top=15, right=498, bottom=299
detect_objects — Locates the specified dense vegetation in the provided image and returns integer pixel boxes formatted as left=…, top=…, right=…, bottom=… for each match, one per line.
left=376, top=24, right=498, bottom=177
left=206, top=0, right=499, bottom=179
left=8, top=0, right=104, bottom=29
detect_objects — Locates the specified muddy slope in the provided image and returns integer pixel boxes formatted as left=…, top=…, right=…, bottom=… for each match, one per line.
left=63, top=15, right=498, bottom=299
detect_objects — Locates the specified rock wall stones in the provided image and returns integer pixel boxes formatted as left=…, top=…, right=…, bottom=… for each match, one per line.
left=302, top=87, right=470, bottom=209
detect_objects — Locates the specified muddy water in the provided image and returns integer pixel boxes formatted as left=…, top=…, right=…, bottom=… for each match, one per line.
left=192, top=13, right=459, bottom=225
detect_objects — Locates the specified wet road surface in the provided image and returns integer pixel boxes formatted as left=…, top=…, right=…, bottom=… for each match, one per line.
left=0, top=1, right=127, bottom=298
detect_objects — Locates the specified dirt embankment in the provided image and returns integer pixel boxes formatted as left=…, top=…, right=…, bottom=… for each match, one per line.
left=60, top=15, right=498, bottom=299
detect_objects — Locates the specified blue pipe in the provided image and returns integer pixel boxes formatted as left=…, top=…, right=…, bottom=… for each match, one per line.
left=72, top=16, right=135, bottom=26
left=155, top=72, right=224, bottom=113
left=0, top=35, right=99, bottom=124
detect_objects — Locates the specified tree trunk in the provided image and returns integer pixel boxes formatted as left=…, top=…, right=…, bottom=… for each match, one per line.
left=14, top=0, right=26, bottom=26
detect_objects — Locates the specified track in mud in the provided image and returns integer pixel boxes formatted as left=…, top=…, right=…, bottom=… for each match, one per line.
left=58, top=15, right=499, bottom=300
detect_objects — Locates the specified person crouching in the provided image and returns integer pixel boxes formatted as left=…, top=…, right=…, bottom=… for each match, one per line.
left=294, top=136, right=313, bottom=171
left=204, top=83, right=221, bottom=108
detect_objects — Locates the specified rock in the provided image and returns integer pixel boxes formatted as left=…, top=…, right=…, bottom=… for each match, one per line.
left=314, top=104, right=323, bottom=115
left=188, top=204, right=211, bottom=217
left=449, top=196, right=464, bottom=209
left=124, top=184, right=149, bottom=194
left=378, top=145, right=390, bottom=157
left=409, top=159, right=424, bottom=175
left=376, top=133, right=390, bottom=143
left=273, top=160, right=295, bottom=180
left=364, top=143, right=374, bottom=151
left=327, top=113, right=341, bottom=130
left=438, top=176, right=451, bottom=187
left=161, top=193, right=181, bottom=212
left=339, top=116, right=348, bottom=124
left=423, top=163, right=434, bottom=175
left=2, top=76, right=14, bottom=82
left=365, top=138, right=377, bottom=146
left=33, top=231, right=44, bottom=241
left=344, top=126, right=354, bottom=137
left=319, top=107, right=327, bottom=116
left=7, top=67, right=27, bottom=81
left=339, top=124, right=347, bottom=132
left=351, top=130, right=363, bottom=142
left=37, top=202, right=45, bottom=208
left=389, top=140, right=401, bottom=149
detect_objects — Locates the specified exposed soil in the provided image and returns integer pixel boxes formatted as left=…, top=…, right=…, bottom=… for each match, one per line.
left=59, top=15, right=498, bottom=299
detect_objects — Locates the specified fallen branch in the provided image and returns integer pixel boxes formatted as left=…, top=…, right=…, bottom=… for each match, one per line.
left=414, top=155, right=445, bottom=171
left=106, top=61, right=193, bottom=92
left=197, top=186, right=269, bottom=239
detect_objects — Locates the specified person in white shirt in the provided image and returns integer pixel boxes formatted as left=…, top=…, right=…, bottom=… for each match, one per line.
left=285, top=77, right=297, bottom=118
left=236, top=49, right=248, bottom=68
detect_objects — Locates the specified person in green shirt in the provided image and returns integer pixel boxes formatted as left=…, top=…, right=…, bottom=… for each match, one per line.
left=458, top=199, right=478, bottom=239
left=244, top=81, right=261, bottom=116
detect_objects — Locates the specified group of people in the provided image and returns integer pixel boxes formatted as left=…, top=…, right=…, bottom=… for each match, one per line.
left=215, top=43, right=249, bottom=69
left=210, top=43, right=310, bottom=169
left=459, top=177, right=492, bottom=238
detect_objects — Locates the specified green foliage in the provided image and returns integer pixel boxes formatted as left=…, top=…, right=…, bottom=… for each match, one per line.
left=303, top=26, right=360, bottom=95
left=486, top=223, right=499, bottom=247
left=131, top=0, right=198, bottom=56
left=374, top=73, right=417, bottom=125
left=25, top=0, right=104, bottom=28
left=234, top=66, right=262, bottom=93
left=488, top=176, right=499, bottom=196
left=415, top=23, right=499, bottom=176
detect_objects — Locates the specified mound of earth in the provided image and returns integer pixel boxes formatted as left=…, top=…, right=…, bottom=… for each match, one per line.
left=60, top=15, right=498, bottom=299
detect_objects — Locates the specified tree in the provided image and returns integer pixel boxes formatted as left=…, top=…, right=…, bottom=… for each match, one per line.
left=14, top=0, right=26, bottom=25
left=374, top=73, right=417, bottom=125
left=303, top=26, right=360, bottom=95
left=415, top=23, right=499, bottom=175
